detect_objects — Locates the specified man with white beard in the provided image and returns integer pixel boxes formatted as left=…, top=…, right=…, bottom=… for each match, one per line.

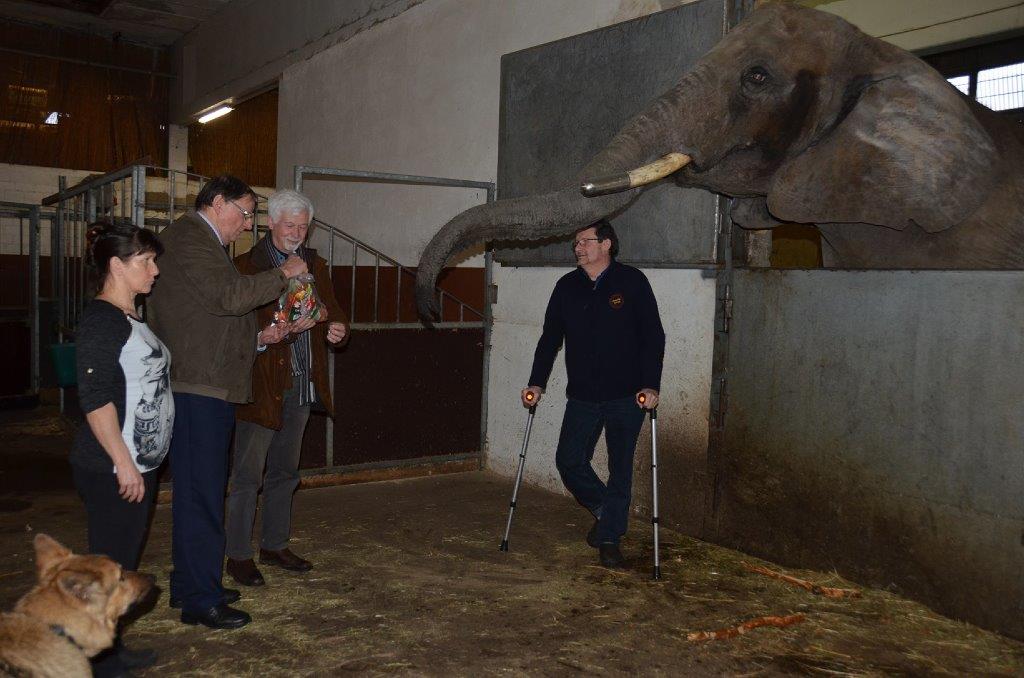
left=225, top=189, right=349, bottom=588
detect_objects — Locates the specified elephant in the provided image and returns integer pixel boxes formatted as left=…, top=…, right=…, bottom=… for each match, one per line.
left=415, top=0, right=1024, bottom=319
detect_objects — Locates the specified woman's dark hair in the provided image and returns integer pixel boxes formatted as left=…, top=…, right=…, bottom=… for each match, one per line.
left=194, top=174, right=257, bottom=211
left=576, top=219, right=619, bottom=258
left=85, top=221, right=163, bottom=287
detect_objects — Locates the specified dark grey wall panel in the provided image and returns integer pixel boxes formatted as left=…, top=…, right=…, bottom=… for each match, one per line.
left=495, top=0, right=724, bottom=266
left=716, top=269, right=1024, bottom=639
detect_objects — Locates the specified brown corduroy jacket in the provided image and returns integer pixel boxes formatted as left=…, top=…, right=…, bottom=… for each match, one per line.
left=234, top=236, right=348, bottom=430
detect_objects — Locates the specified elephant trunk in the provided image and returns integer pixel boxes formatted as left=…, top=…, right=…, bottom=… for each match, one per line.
left=415, top=77, right=693, bottom=321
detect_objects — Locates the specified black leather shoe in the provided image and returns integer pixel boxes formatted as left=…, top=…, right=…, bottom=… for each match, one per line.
left=227, top=557, right=266, bottom=586
left=117, top=646, right=158, bottom=670
left=586, top=520, right=601, bottom=548
left=169, top=587, right=240, bottom=609
left=259, top=547, right=312, bottom=572
left=599, top=543, right=626, bottom=568
left=180, top=604, right=251, bottom=629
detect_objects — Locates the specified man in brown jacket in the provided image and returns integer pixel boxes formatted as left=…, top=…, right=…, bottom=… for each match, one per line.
left=148, top=176, right=307, bottom=630
left=225, top=189, right=349, bottom=588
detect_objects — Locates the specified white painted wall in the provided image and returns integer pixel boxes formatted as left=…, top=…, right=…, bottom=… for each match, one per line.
left=0, top=163, right=96, bottom=206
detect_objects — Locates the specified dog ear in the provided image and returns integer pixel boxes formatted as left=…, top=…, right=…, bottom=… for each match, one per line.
left=59, top=572, right=101, bottom=603
left=33, top=533, right=71, bottom=578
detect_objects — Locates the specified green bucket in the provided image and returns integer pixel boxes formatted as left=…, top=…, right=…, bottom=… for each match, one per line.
left=50, top=343, right=77, bottom=387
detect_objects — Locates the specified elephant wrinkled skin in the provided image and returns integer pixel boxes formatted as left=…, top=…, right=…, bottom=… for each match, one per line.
left=415, top=1, right=1024, bottom=320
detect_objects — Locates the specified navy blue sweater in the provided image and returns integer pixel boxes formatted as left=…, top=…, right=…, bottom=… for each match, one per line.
left=529, top=261, right=665, bottom=402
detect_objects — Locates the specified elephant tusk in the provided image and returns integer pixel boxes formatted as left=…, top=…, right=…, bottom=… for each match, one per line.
left=580, top=152, right=692, bottom=197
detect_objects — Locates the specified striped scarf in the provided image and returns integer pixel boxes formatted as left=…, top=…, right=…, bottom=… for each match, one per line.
left=265, top=238, right=314, bottom=406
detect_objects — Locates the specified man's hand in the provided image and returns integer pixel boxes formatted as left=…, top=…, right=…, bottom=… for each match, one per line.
left=636, top=388, right=659, bottom=410
left=326, top=322, right=347, bottom=344
left=291, top=317, right=316, bottom=334
left=259, top=321, right=291, bottom=347
left=521, top=386, right=543, bottom=408
left=279, top=255, right=308, bottom=279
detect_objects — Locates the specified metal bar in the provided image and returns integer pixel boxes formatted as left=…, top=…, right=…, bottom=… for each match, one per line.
left=395, top=265, right=401, bottom=322
left=29, top=207, right=39, bottom=394
left=373, top=254, right=380, bottom=323
left=56, top=177, right=65, bottom=330
left=41, top=165, right=135, bottom=206
left=132, top=165, right=146, bottom=228
left=79, top=193, right=89, bottom=325
left=293, top=165, right=493, bottom=191
left=168, top=170, right=176, bottom=232
left=326, top=351, right=335, bottom=468
left=479, top=246, right=494, bottom=459
left=350, top=243, right=357, bottom=323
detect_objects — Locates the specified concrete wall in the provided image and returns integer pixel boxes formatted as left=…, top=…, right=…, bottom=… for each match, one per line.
left=717, top=269, right=1024, bottom=638
left=0, top=163, right=96, bottom=206
left=487, top=266, right=717, bottom=535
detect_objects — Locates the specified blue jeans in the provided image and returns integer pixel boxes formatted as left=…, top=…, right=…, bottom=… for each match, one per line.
left=169, top=392, right=236, bottom=612
left=555, top=397, right=645, bottom=545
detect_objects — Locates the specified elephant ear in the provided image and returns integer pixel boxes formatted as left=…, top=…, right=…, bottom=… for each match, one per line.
left=767, top=65, right=999, bottom=232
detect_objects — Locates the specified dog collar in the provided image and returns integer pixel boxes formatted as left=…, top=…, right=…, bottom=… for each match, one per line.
left=48, top=624, right=84, bottom=651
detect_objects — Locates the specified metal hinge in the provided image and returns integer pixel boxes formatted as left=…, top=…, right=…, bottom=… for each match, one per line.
left=711, top=376, right=728, bottom=428
left=718, top=284, right=733, bottom=334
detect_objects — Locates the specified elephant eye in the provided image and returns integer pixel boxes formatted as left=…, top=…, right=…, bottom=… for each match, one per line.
left=742, top=66, right=771, bottom=88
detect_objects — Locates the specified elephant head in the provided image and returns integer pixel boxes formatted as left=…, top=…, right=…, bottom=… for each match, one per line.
left=416, top=1, right=1023, bottom=319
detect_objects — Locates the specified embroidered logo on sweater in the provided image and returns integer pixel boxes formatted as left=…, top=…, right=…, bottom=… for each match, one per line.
left=609, top=293, right=624, bottom=309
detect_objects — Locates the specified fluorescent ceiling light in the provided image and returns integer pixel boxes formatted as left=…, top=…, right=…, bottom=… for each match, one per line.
left=197, top=106, right=233, bottom=124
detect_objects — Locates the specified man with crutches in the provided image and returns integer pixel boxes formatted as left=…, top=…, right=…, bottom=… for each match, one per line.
left=519, top=219, right=664, bottom=568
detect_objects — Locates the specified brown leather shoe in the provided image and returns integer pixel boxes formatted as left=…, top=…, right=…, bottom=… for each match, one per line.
left=259, top=547, right=313, bottom=572
left=226, top=558, right=266, bottom=587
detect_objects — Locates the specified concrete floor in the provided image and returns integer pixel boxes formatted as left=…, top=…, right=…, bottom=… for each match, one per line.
left=1, top=408, right=1022, bottom=676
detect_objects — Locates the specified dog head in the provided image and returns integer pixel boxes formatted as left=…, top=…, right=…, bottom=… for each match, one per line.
left=18, top=534, right=155, bottom=656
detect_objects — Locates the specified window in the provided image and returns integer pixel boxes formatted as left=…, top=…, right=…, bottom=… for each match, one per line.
left=925, top=34, right=1024, bottom=122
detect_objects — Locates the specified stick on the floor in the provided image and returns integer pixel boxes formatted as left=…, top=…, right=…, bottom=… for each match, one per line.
left=742, top=562, right=862, bottom=599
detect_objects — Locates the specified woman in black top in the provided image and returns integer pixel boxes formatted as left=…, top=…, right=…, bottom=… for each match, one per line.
left=71, top=222, right=172, bottom=677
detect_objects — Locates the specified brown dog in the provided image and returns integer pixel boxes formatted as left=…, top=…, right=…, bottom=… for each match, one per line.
left=0, top=534, right=154, bottom=677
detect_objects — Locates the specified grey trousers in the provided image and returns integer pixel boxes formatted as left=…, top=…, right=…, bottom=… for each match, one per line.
left=225, top=387, right=310, bottom=560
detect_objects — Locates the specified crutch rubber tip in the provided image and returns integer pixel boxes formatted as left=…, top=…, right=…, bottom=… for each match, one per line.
left=653, top=567, right=662, bottom=580
left=499, top=540, right=509, bottom=552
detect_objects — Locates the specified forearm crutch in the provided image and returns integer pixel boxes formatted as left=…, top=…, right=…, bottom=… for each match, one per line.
left=639, top=393, right=661, bottom=580
left=649, top=406, right=661, bottom=580
left=499, top=394, right=537, bottom=552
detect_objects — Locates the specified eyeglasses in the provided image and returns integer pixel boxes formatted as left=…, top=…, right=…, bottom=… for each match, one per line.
left=572, top=237, right=602, bottom=249
left=229, top=200, right=255, bottom=221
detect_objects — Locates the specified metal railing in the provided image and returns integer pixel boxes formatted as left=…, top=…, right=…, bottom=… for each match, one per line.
left=311, top=216, right=484, bottom=329
left=0, top=201, right=48, bottom=397
left=293, top=165, right=496, bottom=465
left=42, top=163, right=486, bottom=336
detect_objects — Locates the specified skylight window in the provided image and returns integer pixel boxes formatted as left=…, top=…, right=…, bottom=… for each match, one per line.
left=946, top=75, right=970, bottom=96
left=975, top=62, right=1024, bottom=112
